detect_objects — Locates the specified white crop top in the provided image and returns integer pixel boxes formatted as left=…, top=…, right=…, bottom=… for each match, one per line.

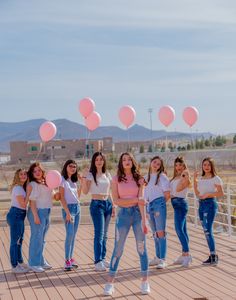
left=170, top=178, right=188, bottom=198
left=197, top=175, right=223, bottom=196
left=11, top=185, right=26, bottom=210
left=87, top=172, right=112, bottom=195
left=144, top=173, right=170, bottom=203
left=29, top=181, right=53, bottom=209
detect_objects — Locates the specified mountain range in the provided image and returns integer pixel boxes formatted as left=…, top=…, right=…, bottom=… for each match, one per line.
left=0, top=118, right=213, bottom=152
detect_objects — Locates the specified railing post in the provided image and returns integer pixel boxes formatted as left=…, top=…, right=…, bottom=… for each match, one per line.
left=194, top=194, right=198, bottom=228
left=226, top=184, right=232, bottom=237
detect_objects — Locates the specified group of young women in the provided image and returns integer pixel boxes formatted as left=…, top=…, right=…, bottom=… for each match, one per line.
left=6, top=151, right=224, bottom=296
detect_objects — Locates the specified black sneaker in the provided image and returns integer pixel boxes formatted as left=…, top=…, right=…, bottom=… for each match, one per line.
left=202, top=254, right=218, bottom=265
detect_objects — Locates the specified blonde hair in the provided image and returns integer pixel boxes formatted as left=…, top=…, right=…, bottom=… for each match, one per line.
left=10, top=168, right=27, bottom=192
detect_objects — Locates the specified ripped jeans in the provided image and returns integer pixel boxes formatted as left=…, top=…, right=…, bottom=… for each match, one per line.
left=147, top=197, right=167, bottom=260
left=109, top=206, right=148, bottom=278
left=198, top=198, right=218, bottom=254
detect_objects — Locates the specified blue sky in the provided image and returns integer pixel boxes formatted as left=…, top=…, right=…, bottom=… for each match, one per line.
left=0, top=0, right=236, bottom=134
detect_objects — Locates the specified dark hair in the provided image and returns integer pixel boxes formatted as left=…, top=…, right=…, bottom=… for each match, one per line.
left=61, top=159, right=78, bottom=182
left=202, top=157, right=217, bottom=177
left=27, top=162, right=46, bottom=184
left=89, top=152, right=107, bottom=185
left=171, top=156, right=187, bottom=181
left=147, top=156, right=165, bottom=185
left=117, top=152, right=141, bottom=186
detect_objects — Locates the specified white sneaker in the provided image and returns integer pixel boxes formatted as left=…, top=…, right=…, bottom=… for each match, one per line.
left=30, top=266, right=45, bottom=273
left=141, top=281, right=150, bottom=295
left=12, top=265, right=28, bottom=274
left=173, top=256, right=184, bottom=265
left=95, top=261, right=106, bottom=272
left=102, top=259, right=110, bottom=268
left=149, top=256, right=160, bottom=266
left=104, top=283, right=114, bottom=296
left=156, top=259, right=167, bottom=269
left=182, top=255, right=192, bottom=267
left=18, top=263, right=30, bottom=271
left=42, top=261, right=52, bottom=270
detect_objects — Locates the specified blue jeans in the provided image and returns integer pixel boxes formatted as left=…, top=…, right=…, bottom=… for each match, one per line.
left=148, top=197, right=167, bottom=260
left=171, top=197, right=189, bottom=253
left=198, top=198, right=218, bottom=254
left=109, top=206, right=149, bottom=277
left=27, top=207, right=51, bottom=266
left=90, top=199, right=112, bottom=264
left=62, top=203, right=80, bottom=260
left=6, top=207, right=26, bottom=268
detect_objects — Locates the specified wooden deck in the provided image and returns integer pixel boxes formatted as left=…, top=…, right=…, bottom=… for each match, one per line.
left=0, top=220, right=235, bottom=300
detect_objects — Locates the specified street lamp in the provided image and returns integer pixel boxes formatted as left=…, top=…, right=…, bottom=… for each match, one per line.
left=148, top=108, right=153, bottom=151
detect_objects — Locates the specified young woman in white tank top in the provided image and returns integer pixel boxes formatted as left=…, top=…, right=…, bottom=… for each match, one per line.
left=81, top=152, right=115, bottom=272
left=170, top=156, right=192, bottom=267
left=193, top=157, right=224, bottom=265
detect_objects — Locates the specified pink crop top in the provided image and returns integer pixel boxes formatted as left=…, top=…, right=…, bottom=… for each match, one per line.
left=112, top=175, right=139, bottom=199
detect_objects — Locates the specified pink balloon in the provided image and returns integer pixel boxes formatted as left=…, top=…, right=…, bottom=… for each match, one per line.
left=78, top=97, right=95, bottom=118
left=85, top=111, right=101, bottom=131
left=158, top=105, right=175, bottom=127
left=46, top=170, right=62, bottom=189
left=183, top=106, right=199, bottom=127
left=119, top=105, right=136, bottom=128
left=39, top=121, right=57, bottom=142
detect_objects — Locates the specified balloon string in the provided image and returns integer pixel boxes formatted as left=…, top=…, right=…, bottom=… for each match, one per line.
left=35, top=142, right=44, bottom=161
left=190, top=127, right=197, bottom=170
left=127, top=128, right=130, bottom=152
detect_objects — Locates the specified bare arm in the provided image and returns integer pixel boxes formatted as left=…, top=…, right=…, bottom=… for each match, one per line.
left=59, top=186, right=72, bottom=223
left=137, top=183, right=148, bottom=234
left=16, top=195, right=27, bottom=209
left=176, top=171, right=191, bottom=192
left=193, top=171, right=200, bottom=198
left=164, top=191, right=171, bottom=202
left=27, top=184, right=40, bottom=224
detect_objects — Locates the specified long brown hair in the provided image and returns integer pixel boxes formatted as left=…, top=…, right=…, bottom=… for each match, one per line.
left=27, top=162, right=46, bottom=183
left=171, top=156, right=187, bottom=181
left=147, top=156, right=165, bottom=185
left=89, top=152, right=107, bottom=185
left=202, top=157, right=217, bottom=177
left=10, top=168, right=27, bottom=192
left=117, top=152, right=141, bottom=186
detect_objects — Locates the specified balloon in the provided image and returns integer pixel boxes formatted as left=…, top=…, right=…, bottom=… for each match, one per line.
left=183, top=106, right=199, bottom=127
left=39, top=121, right=57, bottom=142
left=85, top=111, right=101, bottom=131
left=46, top=170, right=62, bottom=189
left=158, top=105, right=175, bottom=127
left=78, top=97, right=95, bottom=118
left=119, top=105, right=136, bottom=128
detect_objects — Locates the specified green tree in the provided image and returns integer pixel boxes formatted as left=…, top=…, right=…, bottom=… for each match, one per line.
left=139, top=144, right=144, bottom=153
left=233, top=134, right=236, bottom=144
left=148, top=144, right=153, bottom=152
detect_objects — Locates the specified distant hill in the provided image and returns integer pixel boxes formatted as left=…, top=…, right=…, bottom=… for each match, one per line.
left=0, top=119, right=213, bottom=152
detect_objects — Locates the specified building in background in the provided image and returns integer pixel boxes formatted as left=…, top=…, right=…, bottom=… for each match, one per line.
left=10, top=137, right=113, bottom=163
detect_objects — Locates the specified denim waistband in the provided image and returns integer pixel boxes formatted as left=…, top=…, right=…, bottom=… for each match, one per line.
left=10, top=206, right=26, bottom=212
left=149, top=196, right=165, bottom=204
left=67, top=203, right=80, bottom=207
left=91, top=198, right=110, bottom=202
left=199, top=197, right=216, bottom=202
left=171, top=197, right=185, bottom=200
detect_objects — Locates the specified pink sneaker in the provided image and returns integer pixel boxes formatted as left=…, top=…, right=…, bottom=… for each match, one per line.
left=64, top=260, right=72, bottom=271
left=70, top=258, right=78, bottom=268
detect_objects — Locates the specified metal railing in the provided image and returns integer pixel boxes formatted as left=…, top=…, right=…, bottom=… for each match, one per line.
left=187, top=183, right=236, bottom=237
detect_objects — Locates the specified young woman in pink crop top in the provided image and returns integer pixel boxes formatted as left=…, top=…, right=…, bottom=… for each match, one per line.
left=104, top=152, right=150, bottom=296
